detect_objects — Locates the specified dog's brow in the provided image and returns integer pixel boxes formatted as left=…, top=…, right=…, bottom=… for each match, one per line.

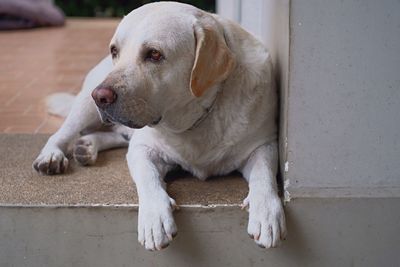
left=142, top=41, right=163, bottom=51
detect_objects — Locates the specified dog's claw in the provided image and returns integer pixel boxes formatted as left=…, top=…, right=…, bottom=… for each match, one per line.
left=160, top=243, right=170, bottom=249
left=166, top=231, right=177, bottom=242
left=241, top=196, right=250, bottom=211
left=167, top=234, right=173, bottom=241
left=33, top=149, right=69, bottom=175
left=169, top=197, right=179, bottom=211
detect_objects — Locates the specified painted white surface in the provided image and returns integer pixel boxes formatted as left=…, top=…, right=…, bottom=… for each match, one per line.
left=216, top=0, right=241, bottom=22
left=2, top=199, right=399, bottom=266
left=218, top=0, right=400, bottom=196
left=287, top=0, right=400, bottom=191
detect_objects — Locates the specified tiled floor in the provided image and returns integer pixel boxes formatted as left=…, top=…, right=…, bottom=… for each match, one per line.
left=0, top=18, right=119, bottom=133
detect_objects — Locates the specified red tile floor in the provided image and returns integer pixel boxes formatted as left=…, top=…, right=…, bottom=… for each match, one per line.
left=0, top=18, right=119, bottom=133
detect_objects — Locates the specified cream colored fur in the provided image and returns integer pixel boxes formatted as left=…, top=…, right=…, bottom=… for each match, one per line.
left=33, top=2, right=286, bottom=250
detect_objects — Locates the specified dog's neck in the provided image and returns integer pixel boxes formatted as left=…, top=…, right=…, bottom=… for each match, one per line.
left=186, top=89, right=220, bottom=131
left=156, top=85, right=220, bottom=133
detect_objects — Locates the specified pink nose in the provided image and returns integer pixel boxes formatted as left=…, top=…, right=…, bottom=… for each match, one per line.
left=91, top=87, right=117, bottom=108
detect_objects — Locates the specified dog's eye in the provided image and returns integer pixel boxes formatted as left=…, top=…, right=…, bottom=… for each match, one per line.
left=110, top=45, right=118, bottom=59
left=146, top=49, right=164, bottom=62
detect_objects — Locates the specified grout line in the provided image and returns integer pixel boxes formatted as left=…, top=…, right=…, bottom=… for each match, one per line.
left=23, top=74, right=40, bottom=91
left=22, top=104, right=33, bottom=116
left=34, top=116, right=48, bottom=134
left=4, top=91, right=21, bottom=107
left=67, top=87, right=79, bottom=94
left=3, top=126, right=12, bottom=133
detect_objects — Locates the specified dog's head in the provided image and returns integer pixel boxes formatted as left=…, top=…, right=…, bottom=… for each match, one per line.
left=92, top=2, right=235, bottom=131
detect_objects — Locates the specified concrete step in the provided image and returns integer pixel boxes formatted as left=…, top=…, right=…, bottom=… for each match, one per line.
left=1, top=134, right=399, bottom=267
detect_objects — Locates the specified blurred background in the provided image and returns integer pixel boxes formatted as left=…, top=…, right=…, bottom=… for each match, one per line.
left=56, top=0, right=215, bottom=17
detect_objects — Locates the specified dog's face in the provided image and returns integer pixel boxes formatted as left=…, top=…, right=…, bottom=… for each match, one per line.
left=92, top=3, right=235, bottom=130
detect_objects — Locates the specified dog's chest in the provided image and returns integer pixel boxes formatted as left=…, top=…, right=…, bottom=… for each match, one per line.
left=153, top=122, right=253, bottom=178
left=133, top=82, right=276, bottom=178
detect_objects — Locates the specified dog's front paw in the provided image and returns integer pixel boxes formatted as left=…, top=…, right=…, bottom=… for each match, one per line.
left=73, top=138, right=97, bottom=166
left=138, top=195, right=178, bottom=251
left=33, top=148, right=69, bottom=175
left=243, top=192, right=286, bottom=249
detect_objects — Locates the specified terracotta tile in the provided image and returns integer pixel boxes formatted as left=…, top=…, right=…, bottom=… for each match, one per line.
left=3, top=91, right=22, bottom=107
left=36, top=116, right=64, bottom=134
left=4, top=125, right=43, bottom=133
left=0, top=18, right=119, bottom=133
left=0, top=92, right=22, bottom=105
left=0, top=81, right=26, bottom=90
left=0, top=125, right=11, bottom=132
left=0, top=115, right=45, bottom=133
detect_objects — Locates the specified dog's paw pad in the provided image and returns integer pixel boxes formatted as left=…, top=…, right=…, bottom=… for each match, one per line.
left=33, top=149, right=68, bottom=175
left=73, top=138, right=97, bottom=166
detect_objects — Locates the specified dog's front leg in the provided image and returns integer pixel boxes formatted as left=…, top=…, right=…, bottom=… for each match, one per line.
left=33, top=92, right=101, bottom=175
left=33, top=56, right=112, bottom=175
left=240, top=142, right=287, bottom=248
left=127, top=145, right=178, bottom=251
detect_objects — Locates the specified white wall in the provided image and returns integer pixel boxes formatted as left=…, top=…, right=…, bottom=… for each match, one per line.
left=287, top=0, right=400, bottom=196
left=218, top=0, right=400, bottom=197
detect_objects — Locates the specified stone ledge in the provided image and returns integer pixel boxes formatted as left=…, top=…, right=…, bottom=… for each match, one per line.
left=2, top=198, right=400, bottom=267
left=0, top=134, right=248, bottom=206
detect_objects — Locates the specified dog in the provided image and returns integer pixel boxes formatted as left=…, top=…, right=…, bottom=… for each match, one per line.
left=33, top=2, right=286, bottom=250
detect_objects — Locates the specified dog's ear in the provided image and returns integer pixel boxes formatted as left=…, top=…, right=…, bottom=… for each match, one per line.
left=190, top=20, right=236, bottom=97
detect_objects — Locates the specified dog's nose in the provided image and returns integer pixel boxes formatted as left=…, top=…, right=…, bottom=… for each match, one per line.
left=91, top=87, right=117, bottom=108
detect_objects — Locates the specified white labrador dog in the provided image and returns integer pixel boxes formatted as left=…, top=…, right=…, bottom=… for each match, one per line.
left=33, top=2, right=286, bottom=250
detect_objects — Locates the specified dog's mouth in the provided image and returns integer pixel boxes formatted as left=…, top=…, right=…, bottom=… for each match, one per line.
left=98, top=109, right=161, bottom=129
left=98, top=110, right=114, bottom=126
left=150, top=116, right=162, bottom=126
